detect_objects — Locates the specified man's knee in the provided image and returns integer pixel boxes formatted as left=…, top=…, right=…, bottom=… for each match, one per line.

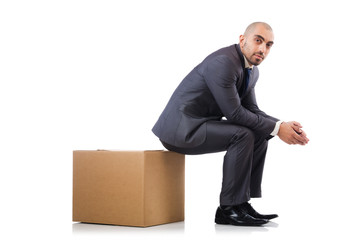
left=232, top=127, right=255, bottom=145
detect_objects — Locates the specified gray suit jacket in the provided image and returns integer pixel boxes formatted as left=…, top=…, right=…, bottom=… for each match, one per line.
left=152, top=44, right=279, bottom=148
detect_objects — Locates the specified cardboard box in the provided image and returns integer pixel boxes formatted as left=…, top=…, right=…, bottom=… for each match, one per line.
left=73, top=150, right=185, bottom=227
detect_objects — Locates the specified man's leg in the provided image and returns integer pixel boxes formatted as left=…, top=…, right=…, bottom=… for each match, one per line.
left=238, top=136, right=278, bottom=221
left=161, top=121, right=277, bottom=225
left=160, top=121, right=258, bottom=206
left=250, top=136, right=268, bottom=198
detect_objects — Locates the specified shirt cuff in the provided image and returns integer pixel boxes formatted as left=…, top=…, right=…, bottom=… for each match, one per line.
left=270, top=120, right=283, bottom=136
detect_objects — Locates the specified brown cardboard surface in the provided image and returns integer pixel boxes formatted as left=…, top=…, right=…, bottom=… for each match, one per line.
left=73, top=150, right=185, bottom=227
left=144, top=151, right=185, bottom=226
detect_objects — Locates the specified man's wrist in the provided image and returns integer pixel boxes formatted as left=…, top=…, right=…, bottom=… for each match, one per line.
left=270, top=120, right=283, bottom=136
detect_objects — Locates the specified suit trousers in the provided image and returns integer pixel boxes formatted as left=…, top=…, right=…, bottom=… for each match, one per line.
left=160, top=120, right=269, bottom=206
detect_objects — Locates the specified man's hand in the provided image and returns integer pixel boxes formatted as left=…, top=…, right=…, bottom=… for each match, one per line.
left=277, top=121, right=309, bottom=145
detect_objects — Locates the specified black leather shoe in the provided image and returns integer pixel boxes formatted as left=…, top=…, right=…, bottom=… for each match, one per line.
left=215, top=206, right=268, bottom=226
left=239, top=202, right=278, bottom=220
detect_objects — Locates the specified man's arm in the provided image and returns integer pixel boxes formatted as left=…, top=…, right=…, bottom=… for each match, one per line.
left=203, top=56, right=276, bottom=137
left=241, top=79, right=309, bottom=144
left=241, top=87, right=279, bottom=122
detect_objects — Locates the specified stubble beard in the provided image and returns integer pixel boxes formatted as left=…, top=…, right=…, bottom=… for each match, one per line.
left=243, top=41, right=264, bottom=66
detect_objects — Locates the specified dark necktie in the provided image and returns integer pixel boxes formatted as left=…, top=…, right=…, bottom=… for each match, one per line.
left=242, top=68, right=252, bottom=95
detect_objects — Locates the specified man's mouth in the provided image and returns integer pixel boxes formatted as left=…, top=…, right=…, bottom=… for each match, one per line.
left=254, top=54, right=264, bottom=60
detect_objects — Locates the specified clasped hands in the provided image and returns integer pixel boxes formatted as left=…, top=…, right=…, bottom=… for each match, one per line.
left=277, top=121, right=309, bottom=145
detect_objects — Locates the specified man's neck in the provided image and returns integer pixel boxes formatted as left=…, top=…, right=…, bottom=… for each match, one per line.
left=243, top=55, right=254, bottom=69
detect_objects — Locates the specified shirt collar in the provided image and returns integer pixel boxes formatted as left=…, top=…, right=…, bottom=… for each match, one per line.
left=243, top=55, right=254, bottom=70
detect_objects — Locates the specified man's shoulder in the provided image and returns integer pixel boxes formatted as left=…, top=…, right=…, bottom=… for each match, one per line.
left=203, top=44, right=241, bottom=67
left=208, top=44, right=238, bottom=58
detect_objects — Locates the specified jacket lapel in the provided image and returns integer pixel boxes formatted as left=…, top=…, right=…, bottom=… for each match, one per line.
left=235, top=44, right=246, bottom=94
left=234, top=44, right=258, bottom=96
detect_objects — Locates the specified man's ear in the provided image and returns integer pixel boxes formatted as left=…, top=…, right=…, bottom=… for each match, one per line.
left=239, top=35, right=245, bottom=48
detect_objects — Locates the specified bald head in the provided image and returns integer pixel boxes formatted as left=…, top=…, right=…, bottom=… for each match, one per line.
left=239, top=22, right=274, bottom=66
left=244, top=22, right=273, bottom=37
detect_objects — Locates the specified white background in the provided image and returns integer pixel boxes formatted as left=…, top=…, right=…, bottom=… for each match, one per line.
left=1, top=0, right=362, bottom=239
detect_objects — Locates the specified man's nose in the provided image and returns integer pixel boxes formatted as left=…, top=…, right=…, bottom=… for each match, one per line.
left=259, top=44, right=266, bottom=53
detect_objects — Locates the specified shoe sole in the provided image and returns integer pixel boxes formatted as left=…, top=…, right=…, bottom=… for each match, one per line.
left=215, top=217, right=268, bottom=226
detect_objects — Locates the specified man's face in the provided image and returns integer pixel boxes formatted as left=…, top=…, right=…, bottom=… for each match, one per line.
left=239, top=25, right=274, bottom=66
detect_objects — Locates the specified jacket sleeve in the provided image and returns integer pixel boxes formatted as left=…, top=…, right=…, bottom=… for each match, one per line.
left=203, top=56, right=276, bottom=137
left=242, top=87, right=280, bottom=122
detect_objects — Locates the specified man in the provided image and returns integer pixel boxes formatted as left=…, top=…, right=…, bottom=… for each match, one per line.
left=152, top=22, right=309, bottom=226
